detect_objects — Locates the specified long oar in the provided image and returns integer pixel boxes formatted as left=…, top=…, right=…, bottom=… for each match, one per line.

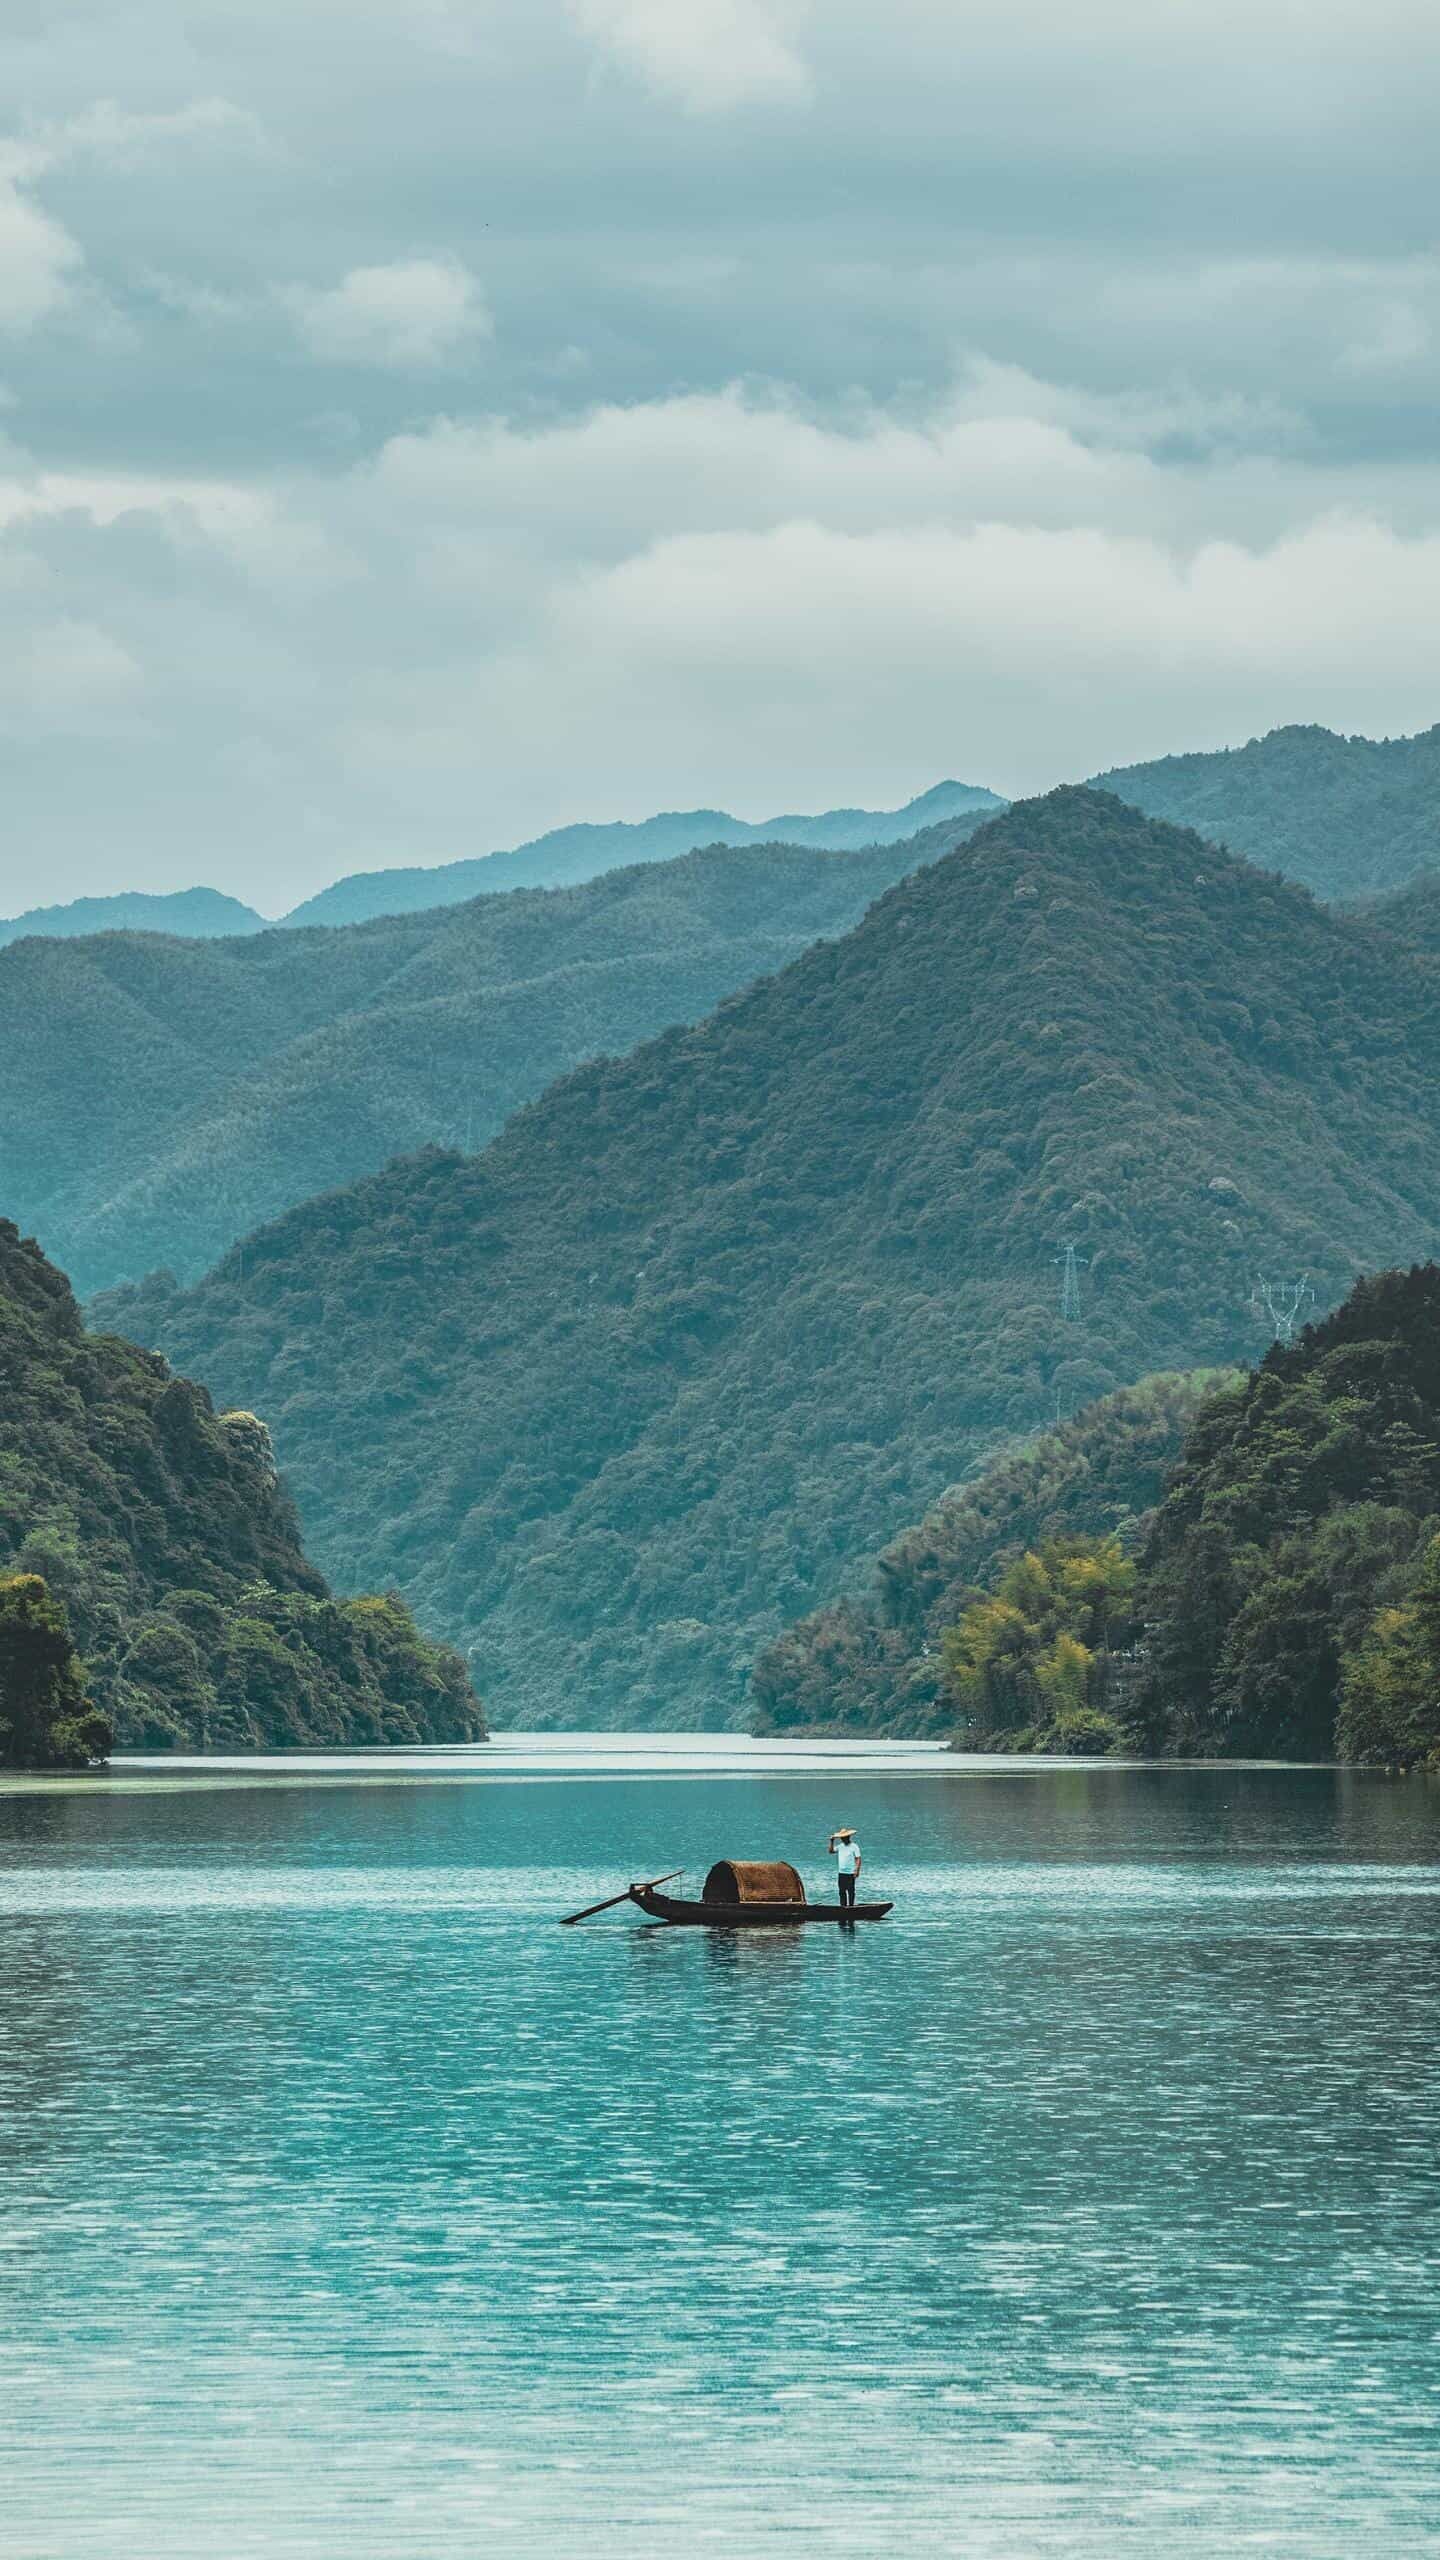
left=560, top=1869, right=683, bottom=1925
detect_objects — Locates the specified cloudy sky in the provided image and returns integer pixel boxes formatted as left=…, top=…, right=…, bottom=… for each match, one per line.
left=4, top=0, right=1440, bottom=911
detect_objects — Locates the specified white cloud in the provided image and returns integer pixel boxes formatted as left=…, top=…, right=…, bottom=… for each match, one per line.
left=36, top=96, right=266, bottom=170
left=571, top=0, right=812, bottom=112
left=2, top=1, right=1440, bottom=905
left=0, top=169, right=82, bottom=330
left=3, top=371, right=1440, bottom=912
left=0, top=92, right=262, bottom=337
left=284, top=258, right=492, bottom=369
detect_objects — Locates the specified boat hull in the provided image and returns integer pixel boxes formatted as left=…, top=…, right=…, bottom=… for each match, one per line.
left=633, top=1887, right=892, bottom=1926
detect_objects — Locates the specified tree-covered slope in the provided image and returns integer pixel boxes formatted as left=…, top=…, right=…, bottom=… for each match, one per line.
left=0, top=1222, right=483, bottom=1750
left=114, top=787, right=1440, bottom=1731
left=0, top=887, right=265, bottom=948
left=281, top=782, right=1001, bottom=928
left=1097, top=722, right=1440, bottom=901
left=1366, top=870, right=1440, bottom=957
left=0, top=833, right=941, bottom=1294
left=1132, top=1264, right=1440, bottom=1760
left=751, top=1371, right=1234, bottom=1737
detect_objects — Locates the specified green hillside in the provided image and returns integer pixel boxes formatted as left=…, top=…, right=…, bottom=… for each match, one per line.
left=1098, top=722, right=1440, bottom=900
left=281, top=782, right=1001, bottom=927
left=1367, top=870, right=1440, bottom=956
left=0, top=832, right=946, bottom=1294
left=0, top=1221, right=483, bottom=1751
left=0, top=887, right=265, bottom=948
left=1132, top=1264, right=1440, bottom=1762
left=110, top=787, right=1440, bottom=1731
left=751, top=1371, right=1233, bottom=1736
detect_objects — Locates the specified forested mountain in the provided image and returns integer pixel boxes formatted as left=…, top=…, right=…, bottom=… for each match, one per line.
left=1131, top=1265, right=1440, bottom=1764
left=1367, top=869, right=1440, bottom=956
left=1097, top=721, right=1440, bottom=900
left=105, top=787, right=1440, bottom=1731
left=0, top=1222, right=483, bottom=1751
left=282, top=781, right=1001, bottom=928
left=0, top=886, right=265, bottom=948
left=1, top=832, right=943, bottom=1294
left=751, top=1371, right=1233, bottom=1737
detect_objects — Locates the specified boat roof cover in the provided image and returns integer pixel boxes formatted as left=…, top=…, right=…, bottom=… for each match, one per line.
left=703, top=1859, right=806, bottom=1905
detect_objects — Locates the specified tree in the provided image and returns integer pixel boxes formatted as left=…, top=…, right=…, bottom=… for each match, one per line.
left=1338, top=1534, right=1440, bottom=1770
left=941, top=1535, right=1136, bottom=1749
left=0, top=1575, right=112, bottom=1769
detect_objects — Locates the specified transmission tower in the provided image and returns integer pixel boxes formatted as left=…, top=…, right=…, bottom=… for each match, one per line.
left=1250, top=1273, right=1315, bottom=1344
left=1054, top=1243, right=1087, bottom=1322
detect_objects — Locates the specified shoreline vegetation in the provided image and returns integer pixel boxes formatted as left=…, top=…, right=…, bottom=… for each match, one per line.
left=759, top=1267, right=1440, bottom=1772
left=0, top=1222, right=484, bottom=1765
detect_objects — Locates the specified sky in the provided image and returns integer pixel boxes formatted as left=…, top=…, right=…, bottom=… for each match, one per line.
left=3, top=0, right=1440, bottom=913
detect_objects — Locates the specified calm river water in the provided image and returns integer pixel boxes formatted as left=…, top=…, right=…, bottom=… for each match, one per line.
left=2, top=1737, right=1438, bottom=2559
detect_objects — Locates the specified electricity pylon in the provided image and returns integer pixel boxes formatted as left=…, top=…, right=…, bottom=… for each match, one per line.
left=1250, top=1273, right=1315, bottom=1344
left=1055, top=1243, right=1087, bottom=1322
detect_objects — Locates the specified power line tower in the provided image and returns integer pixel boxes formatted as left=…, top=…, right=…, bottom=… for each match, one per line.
left=1250, top=1273, right=1315, bottom=1344
left=1054, top=1242, right=1087, bottom=1322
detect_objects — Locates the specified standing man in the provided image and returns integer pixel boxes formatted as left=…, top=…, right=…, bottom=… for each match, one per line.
left=828, top=1827, right=862, bottom=1913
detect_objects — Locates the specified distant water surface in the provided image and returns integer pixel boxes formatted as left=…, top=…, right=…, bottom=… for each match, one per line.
left=2, top=1738, right=1437, bottom=2558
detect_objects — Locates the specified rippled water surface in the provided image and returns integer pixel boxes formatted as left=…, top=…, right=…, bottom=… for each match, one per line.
left=3, top=1738, right=1438, bottom=2558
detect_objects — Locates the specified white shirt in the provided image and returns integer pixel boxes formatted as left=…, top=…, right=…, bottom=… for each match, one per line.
left=833, top=1837, right=860, bottom=1876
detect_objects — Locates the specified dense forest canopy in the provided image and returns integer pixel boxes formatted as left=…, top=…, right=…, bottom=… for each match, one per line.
left=1099, top=721, right=1440, bottom=902
left=752, top=1371, right=1232, bottom=1736
left=109, top=787, right=1440, bottom=1732
left=940, top=1533, right=1138, bottom=1757
left=1366, top=869, right=1440, bottom=957
left=0, top=1221, right=483, bottom=1751
left=762, top=1267, right=1440, bottom=1771
left=0, top=830, right=955, bottom=1294
left=0, top=1573, right=112, bottom=1771
left=1131, top=1263, right=1440, bottom=1766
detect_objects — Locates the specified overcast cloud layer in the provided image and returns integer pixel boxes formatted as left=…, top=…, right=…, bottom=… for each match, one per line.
left=3, top=0, right=1440, bottom=909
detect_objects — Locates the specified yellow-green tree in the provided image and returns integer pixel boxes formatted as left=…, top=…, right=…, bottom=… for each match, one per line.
left=0, top=1574, right=112, bottom=1770
left=941, top=1535, right=1136, bottom=1748
left=1338, top=1534, right=1440, bottom=1770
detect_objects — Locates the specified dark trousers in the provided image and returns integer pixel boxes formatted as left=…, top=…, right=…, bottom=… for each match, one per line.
left=838, top=1872, right=857, bottom=1909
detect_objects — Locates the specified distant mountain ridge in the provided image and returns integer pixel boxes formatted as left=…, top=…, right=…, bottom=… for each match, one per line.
left=279, top=781, right=1003, bottom=928
left=0, top=782, right=1000, bottom=946
left=0, top=886, right=266, bottom=949
left=1098, top=720, right=1440, bottom=900
left=108, top=787, right=1440, bottom=1731
left=1, top=827, right=967, bottom=1293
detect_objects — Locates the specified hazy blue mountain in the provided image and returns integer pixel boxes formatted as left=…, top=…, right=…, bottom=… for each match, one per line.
left=280, top=782, right=1003, bottom=927
left=1, top=829, right=959, bottom=1293
left=109, top=788, right=1440, bottom=1731
left=0, top=886, right=266, bottom=948
left=1097, top=721, right=1440, bottom=900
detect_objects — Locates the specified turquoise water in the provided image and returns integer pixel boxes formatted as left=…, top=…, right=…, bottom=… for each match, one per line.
left=2, top=1738, right=1438, bottom=2559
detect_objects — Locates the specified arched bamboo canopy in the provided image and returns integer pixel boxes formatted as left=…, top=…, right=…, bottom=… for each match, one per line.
left=702, top=1859, right=806, bottom=1906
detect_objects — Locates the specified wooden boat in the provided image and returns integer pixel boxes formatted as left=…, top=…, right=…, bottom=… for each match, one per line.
left=562, top=1857, right=892, bottom=1928
left=632, top=1882, right=892, bottom=1926
left=634, top=1858, right=892, bottom=1927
